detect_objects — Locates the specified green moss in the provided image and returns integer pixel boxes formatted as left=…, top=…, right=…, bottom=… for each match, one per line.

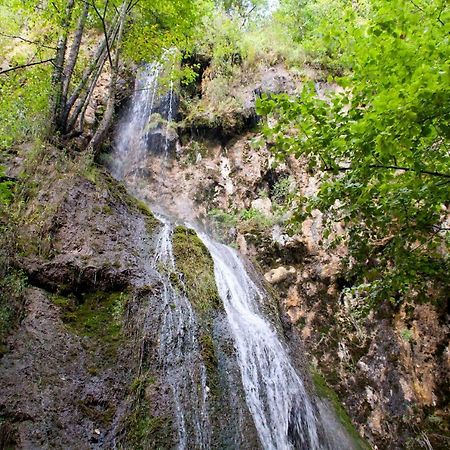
left=60, top=291, right=129, bottom=355
left=125, top=406, right=172, bottom=450
left=135, top=198, right=160, bottom=233
left=199, top=331, right=220, bottom=396
left=50, top=294, right=71, bottom=308
left=311, top=367, right=370, bottom=450
left=172, top=226, right=221, bottom=313
left=130, top=373, right=156, bottom=394
left=123, top=374, right=173, bottom=450
left=0, top=269, right=27, bottom=356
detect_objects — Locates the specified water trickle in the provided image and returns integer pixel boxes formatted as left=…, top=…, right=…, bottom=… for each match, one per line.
left=164, top=78, right=175, bottom=158
left=151, top=216, right=211, bottom=449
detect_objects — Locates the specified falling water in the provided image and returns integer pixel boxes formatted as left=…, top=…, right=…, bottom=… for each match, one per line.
left=198, top=232, right=321, bottom=450
left=150, top=216, right=211, bottom=449
left=112, top=63, right=161, bottom=181
left=113, top=57, right=360, bottom=450
left=164, top=79, right=174, bottom=157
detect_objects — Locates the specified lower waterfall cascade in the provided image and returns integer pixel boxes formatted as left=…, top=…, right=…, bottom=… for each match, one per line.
left=111, top=62, right=361, bottom=450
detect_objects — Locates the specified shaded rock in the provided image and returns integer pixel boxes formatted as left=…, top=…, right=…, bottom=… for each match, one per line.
left=0, top=288, right=127, bottom=449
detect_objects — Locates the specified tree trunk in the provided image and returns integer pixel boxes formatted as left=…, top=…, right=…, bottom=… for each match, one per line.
left=49, top=0, right=75, bottom=135
left=88, top=1, right=128, bottom=154
left=63, top=11, right=120, bottom=126
left=66, top=51, right=107, bottom=132
left=58, top=0, right=90, bottom=132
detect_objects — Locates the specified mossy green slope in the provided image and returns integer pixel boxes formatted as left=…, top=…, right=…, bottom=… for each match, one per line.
left=171, top=226, right=221, bottom=313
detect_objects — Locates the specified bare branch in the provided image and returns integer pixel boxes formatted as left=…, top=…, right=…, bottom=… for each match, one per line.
left=0, top=58, right=55, bottom=75
left=0, top=33, right=57, bottom=50
left=90, top=0, right=114, bottom=69
left=323, top=165, right=450, bottom=179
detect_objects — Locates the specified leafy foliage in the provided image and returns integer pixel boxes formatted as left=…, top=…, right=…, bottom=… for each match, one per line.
left=259, top=0, right=450, bottom=301
left=0, top=0, right=213, bottom=150
left=0, top=167, right=13, bottom=205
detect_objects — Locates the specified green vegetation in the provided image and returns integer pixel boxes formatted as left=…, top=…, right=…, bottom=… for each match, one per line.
left=123, top=400, right=172, bottom=450
left=208, top=205, right=287, bottom=239
left=0, top=167, right=14, bottom=205
left=400, top=328, right=413, bottom=343
left=0, top=0, right=211, bottom=155
left=122, top=372, right=172, bottom=450
left=199, top=331, right=220, bottom=396
left=171, top=226, right=221, bottom=313
left=133, top=198, right=160, bottom=232
left=58, top=290, right=129, bottom=354
left=271, top=176, right=295, bottom=206
left=258, top=0, right=450, bottom=304
left=180, top=3, right=305, bottom=133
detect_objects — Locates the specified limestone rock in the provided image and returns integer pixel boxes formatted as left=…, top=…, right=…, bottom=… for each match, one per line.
left=251, top=197, right=272, bottom=216
left=264, top=266, right=296, bottom=284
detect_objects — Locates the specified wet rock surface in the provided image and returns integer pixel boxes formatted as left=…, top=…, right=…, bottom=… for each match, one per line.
left=0, top=288, right=126, bottom=449
left=128, top=111, right=449, bottom=448
left=0, top=164, right=160, bottom=449
left=0, top=154, right=262, bottom=449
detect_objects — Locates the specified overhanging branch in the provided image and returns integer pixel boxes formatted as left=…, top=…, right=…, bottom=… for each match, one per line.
left=324, top=164, right=450, bottom=179
left=0, top=58, right=55, bottom=75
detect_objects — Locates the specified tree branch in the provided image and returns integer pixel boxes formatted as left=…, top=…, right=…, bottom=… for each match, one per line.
left=0, top=33, right=57, bottom=50
left=324, top=165, right=450, bottom=179
left=90, top=0, right=114, bottom=69
left=0, top=58, right=55, bottom=75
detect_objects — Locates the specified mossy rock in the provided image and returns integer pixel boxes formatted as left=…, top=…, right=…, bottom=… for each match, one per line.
left=57, top=290, right=129, bottom=357
left=171, top=226, right=221, bottom=314
left=311, top=367, right=371, bottom=450
left=199, top=330, right=220, bottom=397
left=133, top=198, right=160, bottom=233
left=124, top=406, right=173, bottom=450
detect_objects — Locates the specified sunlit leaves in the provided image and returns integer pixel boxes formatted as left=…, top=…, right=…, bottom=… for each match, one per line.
left=260, top=0, right=450, bottom=301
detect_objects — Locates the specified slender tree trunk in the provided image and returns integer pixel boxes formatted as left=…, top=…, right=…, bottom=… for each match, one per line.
left=49, top=0, right=75, bottom=134
left=66, top=51, right=107, bottom=132
left=58, top=0, right=90, bottom=132
left=63, top=11, right=120, bottom=125
left=88, top=1, right=128, bottom=154
left=79, top=57, right=107, bottom=132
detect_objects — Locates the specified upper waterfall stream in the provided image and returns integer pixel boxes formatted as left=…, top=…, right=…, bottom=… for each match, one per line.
left=111, top=61, right=358, bottom=450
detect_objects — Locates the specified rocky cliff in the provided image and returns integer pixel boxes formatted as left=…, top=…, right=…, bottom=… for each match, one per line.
left=0, top=56, right=448, bottom=450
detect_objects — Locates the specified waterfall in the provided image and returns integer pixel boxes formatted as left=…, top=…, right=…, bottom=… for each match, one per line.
left=112, top=63, right=161, bottom=181
left=112, top=58, right=358, bottom=450
left=198, top=232, right=321, bottom=450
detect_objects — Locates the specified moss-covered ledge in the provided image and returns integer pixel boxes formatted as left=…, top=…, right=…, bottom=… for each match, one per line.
left=171, top=225, right=221, bottom=314
left=311, top=367, right=371, bottom=450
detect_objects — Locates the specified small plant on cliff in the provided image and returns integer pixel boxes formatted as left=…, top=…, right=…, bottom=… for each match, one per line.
left=0, top=167, right=13, bottom=205
left=271, top=176, right=295, bottom=206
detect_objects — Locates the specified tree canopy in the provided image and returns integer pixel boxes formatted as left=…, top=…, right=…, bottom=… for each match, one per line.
left=259, top=0, right=450, bottom=302
left=0, top=0, right=211, bottom=152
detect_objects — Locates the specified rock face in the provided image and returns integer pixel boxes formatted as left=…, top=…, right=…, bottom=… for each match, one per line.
left=0, top=288, right=129, bottom=449
left=0, top=158, right=160, bottom=449
left=115, top=55, right=450, bottom=448
left=0, top=151, right=260, bottom=449
left=264, top=266, right=296, bottom=285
